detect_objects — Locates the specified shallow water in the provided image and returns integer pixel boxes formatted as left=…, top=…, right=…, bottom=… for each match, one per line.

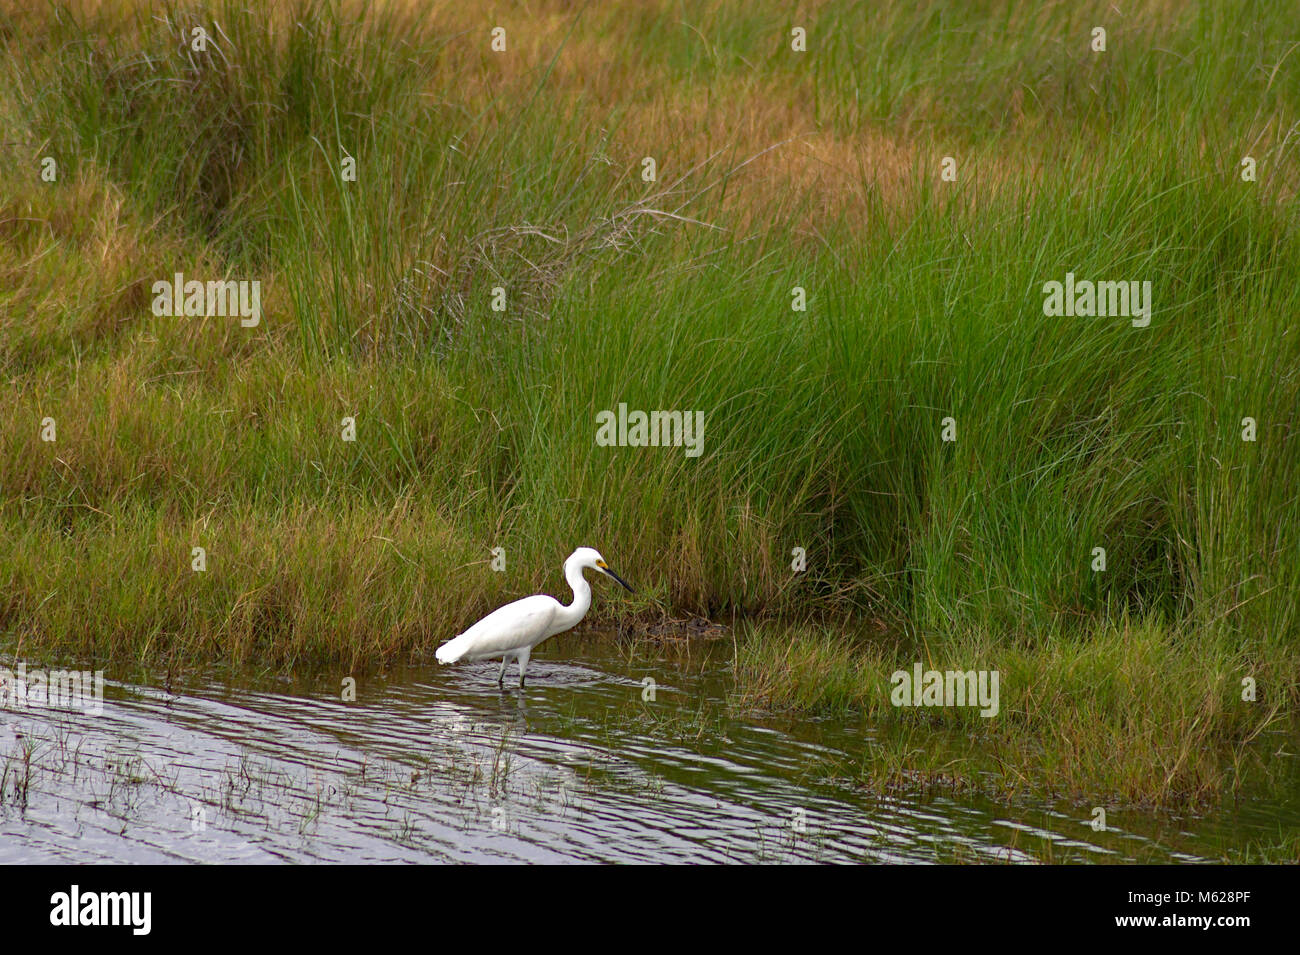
left=2, top=635, right=1296, bottom=863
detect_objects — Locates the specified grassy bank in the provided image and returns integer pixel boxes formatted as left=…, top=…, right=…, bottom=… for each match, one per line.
left=735, top=619, right=1296, bottom=808
left=1, top=1, right=1298, bottom=804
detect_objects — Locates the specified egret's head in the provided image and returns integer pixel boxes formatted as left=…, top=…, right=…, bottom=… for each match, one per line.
left=570, top=547, right=634, bottom=593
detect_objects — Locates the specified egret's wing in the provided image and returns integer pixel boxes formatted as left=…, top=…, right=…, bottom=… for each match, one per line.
left=436, top=595, right=559, bottom=663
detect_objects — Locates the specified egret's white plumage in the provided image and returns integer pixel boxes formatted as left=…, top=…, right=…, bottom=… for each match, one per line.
left=436, top=547, right=633, bottom=687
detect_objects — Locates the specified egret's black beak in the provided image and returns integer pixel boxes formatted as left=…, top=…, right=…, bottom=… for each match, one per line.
left=601, top=566, right=634, bottom=593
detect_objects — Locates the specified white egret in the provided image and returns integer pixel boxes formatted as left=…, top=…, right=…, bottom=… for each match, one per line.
left=435, top=547, right=634, bottom=687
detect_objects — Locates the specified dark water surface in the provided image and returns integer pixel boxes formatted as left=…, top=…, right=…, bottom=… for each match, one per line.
left=2, top=635, right=1296, bottom=863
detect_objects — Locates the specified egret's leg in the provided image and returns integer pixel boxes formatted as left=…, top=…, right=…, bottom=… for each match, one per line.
left=497, top=657, right=507, bottom=686
left=518, top=648, right=531, bottom=688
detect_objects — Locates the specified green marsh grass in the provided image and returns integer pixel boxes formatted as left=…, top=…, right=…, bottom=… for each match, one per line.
left=1, top=0, right=1298, bottom=804
left=734, top=619, right=1296, bottom=806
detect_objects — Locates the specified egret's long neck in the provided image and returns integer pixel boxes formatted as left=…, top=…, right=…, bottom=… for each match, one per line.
left=553, top=558, right=592, bottom=631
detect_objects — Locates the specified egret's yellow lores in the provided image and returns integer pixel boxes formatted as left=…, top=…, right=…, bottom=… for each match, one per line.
left=436, top=547, right=634, bottom=687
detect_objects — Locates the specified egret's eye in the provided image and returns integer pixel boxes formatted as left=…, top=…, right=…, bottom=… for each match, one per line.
left=596, top=560, right=607, bottom=568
